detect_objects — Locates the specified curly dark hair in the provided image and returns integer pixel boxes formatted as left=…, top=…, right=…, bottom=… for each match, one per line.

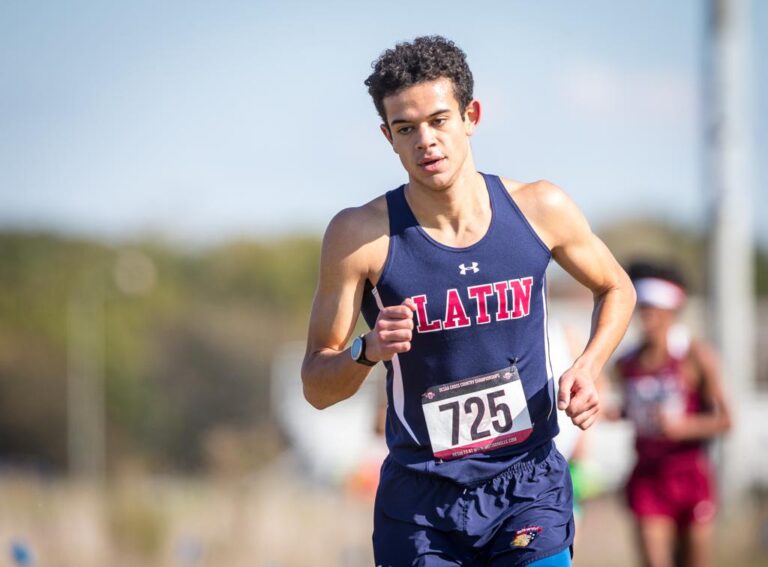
left=626, top=259, right=688, bottom=292
left=364, top=35, right=474, bottom=125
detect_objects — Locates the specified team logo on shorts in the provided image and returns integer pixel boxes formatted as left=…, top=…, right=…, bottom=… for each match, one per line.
left=511, top=526, right=543, bottom=548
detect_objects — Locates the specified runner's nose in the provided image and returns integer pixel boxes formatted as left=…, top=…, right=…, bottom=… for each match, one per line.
left=415, top=124, right=436, bottom=150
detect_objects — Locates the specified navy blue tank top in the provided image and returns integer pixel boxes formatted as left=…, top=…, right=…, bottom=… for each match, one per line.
left=360, top=173, right=558, bottom=484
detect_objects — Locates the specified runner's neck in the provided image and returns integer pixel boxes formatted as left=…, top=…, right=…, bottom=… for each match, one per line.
left=404, top=170, right=489, bottom=239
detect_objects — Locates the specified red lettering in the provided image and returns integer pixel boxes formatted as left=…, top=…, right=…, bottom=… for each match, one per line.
left=443, top=289, right=471, bottom=329
left=467, top=284, right=494, bottom=324
left=412, top=294, right=442, bottom=333
left=510, top=277, right=533, bottom=318
left=494, top=281, right=510, bottom=321
left=411, top=277, right=534, bottom=334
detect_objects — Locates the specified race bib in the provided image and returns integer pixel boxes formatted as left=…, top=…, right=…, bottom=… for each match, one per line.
left=421, top=366, right=533, bottom=460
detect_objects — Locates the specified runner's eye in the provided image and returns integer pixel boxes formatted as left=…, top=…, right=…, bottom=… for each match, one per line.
left=397, top=126, right=413, bottom=135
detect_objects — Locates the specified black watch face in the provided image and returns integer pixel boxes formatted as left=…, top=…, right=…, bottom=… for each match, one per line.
left=351, top=337, right=363, bottom=360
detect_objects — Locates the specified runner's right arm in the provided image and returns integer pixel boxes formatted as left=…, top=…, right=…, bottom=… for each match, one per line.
left=301, top=204, right=415, bottom=409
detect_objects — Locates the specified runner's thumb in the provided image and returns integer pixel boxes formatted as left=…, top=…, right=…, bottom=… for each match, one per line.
left=557, top=373, right=573, bottom=411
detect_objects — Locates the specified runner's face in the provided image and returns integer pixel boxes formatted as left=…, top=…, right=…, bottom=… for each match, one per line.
left=380, top=78, right=479, bottom=190
left=638, top=304, right=676, bottom=340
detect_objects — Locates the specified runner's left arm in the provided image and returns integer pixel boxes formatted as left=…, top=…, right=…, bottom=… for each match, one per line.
left=519, top=181, right=636, bottom=430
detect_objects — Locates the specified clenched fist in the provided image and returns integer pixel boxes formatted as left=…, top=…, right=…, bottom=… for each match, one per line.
left=558, top=365, right=600, bottom=430
left=365, top=298, right=416, bottom=362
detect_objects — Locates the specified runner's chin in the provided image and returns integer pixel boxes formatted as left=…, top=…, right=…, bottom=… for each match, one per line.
left=415, top=164, right=455, bottom=190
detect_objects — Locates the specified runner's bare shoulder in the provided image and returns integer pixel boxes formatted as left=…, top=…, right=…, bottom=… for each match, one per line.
left=322, top=195, right=390, bottom=282
left=497, top=178, right=582, bottom=250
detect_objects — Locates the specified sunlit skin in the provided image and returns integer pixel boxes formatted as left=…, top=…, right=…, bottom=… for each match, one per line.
left=379, top=79, right=491, bottom=249
left=380, top=78, right=479, bottom=194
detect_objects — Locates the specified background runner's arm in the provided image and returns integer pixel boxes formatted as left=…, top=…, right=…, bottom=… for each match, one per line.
left=658, top=340, right=732, bottom=441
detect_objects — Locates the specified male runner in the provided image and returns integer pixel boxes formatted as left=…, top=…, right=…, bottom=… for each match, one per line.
left=302, top=36, right=636, bottom=566
left=615, top=261, right=731, bottom=567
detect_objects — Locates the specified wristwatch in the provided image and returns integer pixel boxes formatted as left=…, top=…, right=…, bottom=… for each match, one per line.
left=351, top=334, right=377, bottom=366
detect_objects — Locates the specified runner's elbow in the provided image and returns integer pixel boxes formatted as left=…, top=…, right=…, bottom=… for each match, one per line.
left=302, top=378, right=356, bottom=410
left=301, top=366, right=342, bottom=410
left=627, top=282, right=637, bottom=309
left=301, top=364, right=329, bottom=410
left=303, top=383, right=332, bottom=410
left=617, top=267, right=636, bottom=307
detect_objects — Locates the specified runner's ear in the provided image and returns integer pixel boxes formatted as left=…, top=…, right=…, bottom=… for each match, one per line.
left=380, top=123, right=394, bottom=147
left=464, top=100, right=481, bottom=134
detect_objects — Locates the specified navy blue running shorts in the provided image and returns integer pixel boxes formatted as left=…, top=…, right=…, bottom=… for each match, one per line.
left=373, top=442, right=574, bottom=566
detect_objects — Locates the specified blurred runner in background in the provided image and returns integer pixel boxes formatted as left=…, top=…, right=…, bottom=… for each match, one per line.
left=614, top=260, right=732, bottom=567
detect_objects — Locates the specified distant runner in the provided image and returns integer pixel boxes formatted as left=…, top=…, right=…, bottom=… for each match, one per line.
left=616, top=260, right=732, bottom=567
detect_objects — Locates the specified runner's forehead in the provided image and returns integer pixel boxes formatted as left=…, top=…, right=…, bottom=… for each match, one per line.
left=383, top=79, right=460, bottom=123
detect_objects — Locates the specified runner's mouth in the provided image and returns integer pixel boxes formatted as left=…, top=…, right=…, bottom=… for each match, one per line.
left=419, top=157, right=445, bottom=168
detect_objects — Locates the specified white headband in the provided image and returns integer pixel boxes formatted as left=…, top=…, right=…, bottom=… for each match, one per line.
left=634, top=277, right=686, bottom=310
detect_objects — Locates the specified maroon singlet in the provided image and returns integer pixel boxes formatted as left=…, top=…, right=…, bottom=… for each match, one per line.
left=616, top=345, right=716, bottom=526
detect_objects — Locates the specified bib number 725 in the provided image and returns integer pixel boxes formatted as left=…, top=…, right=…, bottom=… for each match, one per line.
left=421, top=366, right=533, bottom=460
left=438, top=390, right=513, bottom=446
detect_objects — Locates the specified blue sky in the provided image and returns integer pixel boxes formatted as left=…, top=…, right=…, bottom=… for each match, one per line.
left=1, top=1, right=765, bottom=245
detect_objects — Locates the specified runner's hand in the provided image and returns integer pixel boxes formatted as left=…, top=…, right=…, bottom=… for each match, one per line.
left=558, top=366, right=600, bottom=430
left=656, top=411, right=690, bottom=442
left=365, top=298, right=416, bottom=362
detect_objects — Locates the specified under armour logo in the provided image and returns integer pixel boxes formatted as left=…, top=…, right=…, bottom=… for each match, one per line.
left=459, top=262, right=479, bottom=275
